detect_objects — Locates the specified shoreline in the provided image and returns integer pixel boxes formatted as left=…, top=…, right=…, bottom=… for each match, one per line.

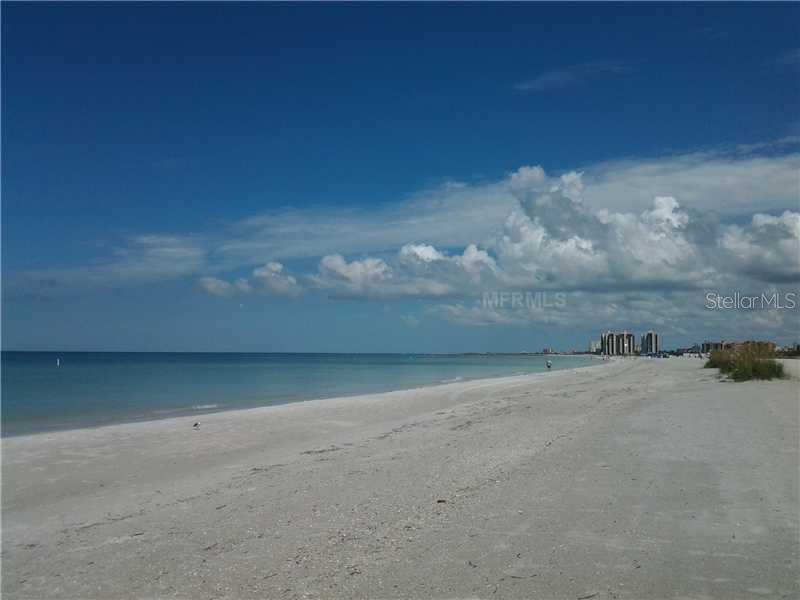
left=2, top=355, right=608, bottom=440
left=4, top=357, right=795, bottom=598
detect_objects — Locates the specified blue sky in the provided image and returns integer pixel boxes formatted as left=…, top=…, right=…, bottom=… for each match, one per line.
left=3, top=3, right=799, bottom=352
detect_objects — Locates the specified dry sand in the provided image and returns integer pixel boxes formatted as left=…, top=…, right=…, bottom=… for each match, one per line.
left=779, top=358, right=800, bottom=380
left=2, top=358, right=798, bottom=599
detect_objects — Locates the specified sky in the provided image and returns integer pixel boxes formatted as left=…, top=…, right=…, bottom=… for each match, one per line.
left=2, top=3, right=799, bottom=352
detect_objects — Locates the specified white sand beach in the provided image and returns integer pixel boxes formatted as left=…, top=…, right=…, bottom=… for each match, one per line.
left=779, top=358, right=800, bottom=381
left=2, top=358, right=798, bottom=599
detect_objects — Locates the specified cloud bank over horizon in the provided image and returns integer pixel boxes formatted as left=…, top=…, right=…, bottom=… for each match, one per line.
left=196, top=145, right=800, bottom=342
left=5, top=141, right=799, bottom=344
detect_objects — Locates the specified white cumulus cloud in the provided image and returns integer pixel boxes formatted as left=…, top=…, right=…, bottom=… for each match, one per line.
left=198, top=276, right=252, bottom=298
left=720, top=211, right=800, bottom=283
left=252, top=261, right=303, bottom=297
left=198, top=261, right=301, bottom=298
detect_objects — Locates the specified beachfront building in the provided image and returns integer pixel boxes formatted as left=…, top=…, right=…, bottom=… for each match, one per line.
left=733, top=340, right=776, bottom=353
left=702, top=340, right=775, bottom=354
left=702, top=340, right=729, bottom=353
left=675, top=344, right=702, bottom=356
left=600, top=331, right=636, bottom=356
left=641, top=331, right=661, bottom=354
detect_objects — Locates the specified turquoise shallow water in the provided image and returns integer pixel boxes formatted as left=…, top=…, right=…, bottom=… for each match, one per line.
left=1, top=352, right=594, bottom=436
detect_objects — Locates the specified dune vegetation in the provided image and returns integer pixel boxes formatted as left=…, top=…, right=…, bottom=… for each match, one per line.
left=705, top=345, right=785, bottom=381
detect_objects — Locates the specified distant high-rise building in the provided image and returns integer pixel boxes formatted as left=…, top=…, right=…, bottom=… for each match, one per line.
left=641, top=331, right=660, bottom=354
left=600, top=331, right=635, bottom=356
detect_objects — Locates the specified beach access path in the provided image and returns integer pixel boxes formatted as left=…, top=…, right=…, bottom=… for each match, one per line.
left=2, top=358, right=798, bottom=599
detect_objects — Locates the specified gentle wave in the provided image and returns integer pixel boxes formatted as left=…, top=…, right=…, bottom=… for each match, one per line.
left=2, top=352, right=594, bottom=436
left=150, top=408, right=184, bottom=415
left=149, top=403, right=219, bottom=416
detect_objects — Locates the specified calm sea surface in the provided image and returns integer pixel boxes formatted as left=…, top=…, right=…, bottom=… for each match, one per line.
left=1, top=352, right=594, bottom=436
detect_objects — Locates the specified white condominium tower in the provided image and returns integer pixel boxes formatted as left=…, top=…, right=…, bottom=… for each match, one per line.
left=641, top=330, right=661, bottom=354
left=600, top=331, right=635, bottom=356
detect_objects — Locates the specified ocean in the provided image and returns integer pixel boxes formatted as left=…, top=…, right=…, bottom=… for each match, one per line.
left=1, top=352, right=594, bottom=436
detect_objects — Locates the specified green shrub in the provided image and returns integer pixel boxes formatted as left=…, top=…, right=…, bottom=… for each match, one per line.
left=705, top=345, right=785, bottom=381
left=705, top=349, right=734, bottom=371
